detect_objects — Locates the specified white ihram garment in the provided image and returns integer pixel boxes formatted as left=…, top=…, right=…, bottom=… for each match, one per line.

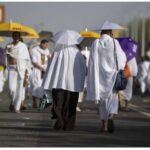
left=120, top=58, right=138, bottom=101
left=42, top=45, right=86, bottom=92
left=78, top=49, right=90, bottom=103
left=7, top=42, right=31, bottom=111
left=137, top=61, right=150, bottom=94
left=29, top=46, right=50, bottom=98
left=87, top=34, right=126, bottom=120
left=147, top=64, right=150, bottom=91
left=0, top=70, right=4, bottom=93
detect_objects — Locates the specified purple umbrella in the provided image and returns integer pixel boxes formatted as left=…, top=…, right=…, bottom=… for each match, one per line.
left=0, top=47, right=4, bottom=65
left=116, top=37, right=138, bottom=62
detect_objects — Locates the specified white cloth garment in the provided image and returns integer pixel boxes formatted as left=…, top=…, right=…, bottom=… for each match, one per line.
left=147, top=64, right=150, bottom=91
left=42, top=45, right=86, bottom=92
left=78, top=49, right=90, bottom=103
left=29, top=46, right=50, bottom=98
left=6, top=42, right=31, bottom=111
left=8, top=66, right=25, bottom=110
left=99, top=92, right=119, bottom=120
left=120, top=58, right=138, bottom=101
left=0, top=70, right=4, bottom=93
left=137, top=60, right=150, bottom=94
left=87, top=34, right=126, bottom=120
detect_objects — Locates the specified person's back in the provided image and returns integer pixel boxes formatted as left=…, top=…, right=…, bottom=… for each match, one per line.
left=87, top=25, right=126, bottom=133
left=43, top=44, right=86, bottom=92
left=88, top=34, right=126, bottom=101
left=42, top=34, right=86, bottom=130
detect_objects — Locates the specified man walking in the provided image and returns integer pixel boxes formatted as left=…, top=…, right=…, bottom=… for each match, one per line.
left=87, top=21, right=127, bottom=133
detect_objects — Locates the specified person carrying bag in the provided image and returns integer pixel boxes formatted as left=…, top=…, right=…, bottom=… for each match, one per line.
left=113, top=40, right=131, bottom=91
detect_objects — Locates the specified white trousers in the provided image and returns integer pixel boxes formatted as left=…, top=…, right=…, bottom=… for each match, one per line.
left=9, top=68, right=25, bottom=111
left=98, top=92, right=118, bottom=120
left=121, top=77, right=133, bottom=101
left=140, top=80, right=147, bottom=94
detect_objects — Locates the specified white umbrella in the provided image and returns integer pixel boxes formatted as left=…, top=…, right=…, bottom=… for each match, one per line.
left=53, top=30, right=82, bottom=46
left=92, top=21, right=125, bottom=31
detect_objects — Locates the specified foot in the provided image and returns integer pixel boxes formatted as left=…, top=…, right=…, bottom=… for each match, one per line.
left=53, top=120, right=64, bottom=130
left=107, top=119, right=115, bottom=133
left=76, top=106, right=81, bottom=112
left=100, top=127, right=107, bottom=133
left=21, top=105, right=27, bottom=110
left=15, top=110, right=20, bottom=113
left=9, top=104, right=14, bottom=112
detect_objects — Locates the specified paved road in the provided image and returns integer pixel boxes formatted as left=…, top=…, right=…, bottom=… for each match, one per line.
left=0, top=89, right=150, bottom=147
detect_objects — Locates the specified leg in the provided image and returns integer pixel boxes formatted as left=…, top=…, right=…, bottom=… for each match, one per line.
left=63, top=91, right=79, bottom=130
left=14, top=78, right=25, bottom=113
left=125, top=100, right=128, bottom=111
left=52, top=89, right=65, bottom=130
left=32, top=96, right=38, bottom=108
left=141, top=81, right=146, bottom=96
left=100, top=120, right=108, bottom=132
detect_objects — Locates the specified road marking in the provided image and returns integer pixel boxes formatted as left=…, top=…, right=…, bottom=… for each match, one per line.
left=22, top=117, right=30, bottom=120
left=129, top=103, right=150, bottom=118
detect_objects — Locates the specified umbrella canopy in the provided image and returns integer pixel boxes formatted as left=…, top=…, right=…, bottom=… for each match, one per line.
left=53, top=30, right=82, bottom=46
left=0, top=22, right=39, bottom=38
left=92, top=20, right=125, bottom=31
left=80, top=31, right=100, bottom=38
left=117, top=37, right=138, bottom=62
left=79, top=30, right=100, bottom=48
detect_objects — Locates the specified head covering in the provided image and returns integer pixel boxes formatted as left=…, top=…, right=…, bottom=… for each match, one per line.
left=100, top=21, right=124, bottom=30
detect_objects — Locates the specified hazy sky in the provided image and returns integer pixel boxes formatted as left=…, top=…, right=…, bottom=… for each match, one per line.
left=1, top=2, right=150, bottom=34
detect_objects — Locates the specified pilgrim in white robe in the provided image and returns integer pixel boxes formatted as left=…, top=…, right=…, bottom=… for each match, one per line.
left=120, top=58, right=138, bottom=101
left=29, top=46, right=50, bottom=98
left=137, top=60, right=150, bottom=94
left=42, top=44, right=86, bottom=130
left=0, top=48, right=5, bottom=93
left=0, top=68, right=4, bottom=93
left=87, top=34, right=126, bottom=120
left=147, top=64, right=150, bottom=92
left=6, top=41, right=31, bottom=111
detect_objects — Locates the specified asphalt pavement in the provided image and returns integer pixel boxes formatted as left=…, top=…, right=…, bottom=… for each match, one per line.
left=0, top=87, right=150, bottom=147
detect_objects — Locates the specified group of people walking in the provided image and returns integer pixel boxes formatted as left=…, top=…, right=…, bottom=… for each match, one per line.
left=0, top=21, right=150, bottom=133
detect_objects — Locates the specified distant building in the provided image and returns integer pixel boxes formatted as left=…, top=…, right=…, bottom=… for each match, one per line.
left=122, top=18, right=150, bottom=61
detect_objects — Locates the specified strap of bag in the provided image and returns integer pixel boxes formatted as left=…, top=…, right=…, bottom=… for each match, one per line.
left=113, top=39, right=119, bottom=70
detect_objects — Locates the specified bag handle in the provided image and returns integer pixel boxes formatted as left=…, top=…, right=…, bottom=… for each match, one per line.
left=113, top=39, right=119, bottom=70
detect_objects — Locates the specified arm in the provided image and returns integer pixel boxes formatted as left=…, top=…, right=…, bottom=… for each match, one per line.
left=32, top=62, right=45, bottom=71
